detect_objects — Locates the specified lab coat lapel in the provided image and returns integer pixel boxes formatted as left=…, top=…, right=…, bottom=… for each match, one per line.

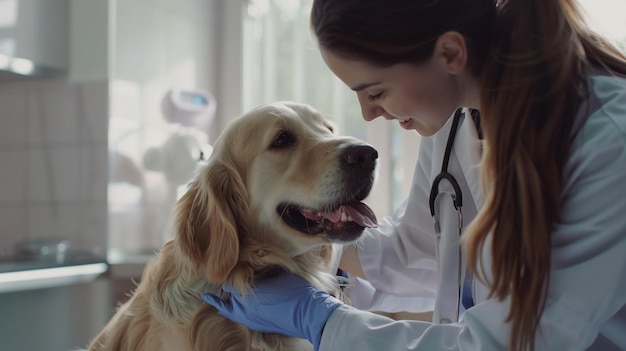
left=455, top=109, right=484, bottom=213
left=432, top=193, right=462, bottom=323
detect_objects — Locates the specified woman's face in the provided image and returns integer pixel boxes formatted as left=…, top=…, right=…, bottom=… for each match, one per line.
left=321, top=49, right=466, bottom=136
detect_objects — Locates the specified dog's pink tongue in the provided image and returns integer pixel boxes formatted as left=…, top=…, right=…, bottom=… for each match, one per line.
left=346, top=202, right=378, bottom=228
left=328, top=202, right=378, bottom=228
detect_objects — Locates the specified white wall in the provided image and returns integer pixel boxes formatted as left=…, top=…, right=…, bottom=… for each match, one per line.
left=0, top=0, right=110, bottom=260
left=0, top=80, right=109, bottom=256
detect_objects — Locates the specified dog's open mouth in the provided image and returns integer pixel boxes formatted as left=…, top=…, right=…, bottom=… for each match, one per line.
left=277, top=202, right=377, bottom=241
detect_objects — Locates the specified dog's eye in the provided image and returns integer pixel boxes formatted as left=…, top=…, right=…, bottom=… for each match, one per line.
left=271, top=130, right=295, bottom=149
left=324, top=121, right=337, bottom=134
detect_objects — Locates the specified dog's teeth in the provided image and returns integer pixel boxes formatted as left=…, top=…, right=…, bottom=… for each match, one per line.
left=341, top=212, right=348, bottom=222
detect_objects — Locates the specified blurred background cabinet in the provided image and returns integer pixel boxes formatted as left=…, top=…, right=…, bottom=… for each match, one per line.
left=0, top=0, right=67, bottom=78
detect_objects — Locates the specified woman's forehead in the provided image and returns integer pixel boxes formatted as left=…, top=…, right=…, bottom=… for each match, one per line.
left=321, top=49, right=385, bottom=89
left=322, top=48, right=436, bottom=91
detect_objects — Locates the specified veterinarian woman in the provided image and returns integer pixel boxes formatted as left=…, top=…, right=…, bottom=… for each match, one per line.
left=203, top=0, right=626, bottom=350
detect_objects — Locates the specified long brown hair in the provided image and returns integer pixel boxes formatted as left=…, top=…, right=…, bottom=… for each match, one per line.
left=468, top=1, right=626, bottom=350
left=312, top=0, right=626, bottom=350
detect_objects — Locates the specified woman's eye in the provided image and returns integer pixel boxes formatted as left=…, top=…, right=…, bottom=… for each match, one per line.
left=271, top=131, right=295, bottom=149
left=367, top=92, right=383, bottom=101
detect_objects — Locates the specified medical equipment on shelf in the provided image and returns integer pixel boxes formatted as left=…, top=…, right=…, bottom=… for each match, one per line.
left=161, top=88, right=217, bottom=129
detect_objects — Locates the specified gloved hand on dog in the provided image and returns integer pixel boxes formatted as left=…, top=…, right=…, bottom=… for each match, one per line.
left=202, top=270, right=343, bottom=351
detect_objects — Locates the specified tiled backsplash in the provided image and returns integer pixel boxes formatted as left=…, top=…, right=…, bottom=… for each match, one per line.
left=0, top=79, right=109, bottom=261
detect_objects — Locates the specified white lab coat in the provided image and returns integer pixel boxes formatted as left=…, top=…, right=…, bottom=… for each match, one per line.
left=322, top=74, right=626, bottom=350
left=343, top=107, right=487, bottom=322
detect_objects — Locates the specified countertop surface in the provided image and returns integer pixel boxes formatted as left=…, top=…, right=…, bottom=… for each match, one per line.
left=0, top=249, right=159, bottom=293
left=0, top=261, right=109, bottom=293
left=107, top=249, right=156, bottom=277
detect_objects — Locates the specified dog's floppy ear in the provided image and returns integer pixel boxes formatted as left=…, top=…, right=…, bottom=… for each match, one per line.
left=174, top=161, right=249, bottom=283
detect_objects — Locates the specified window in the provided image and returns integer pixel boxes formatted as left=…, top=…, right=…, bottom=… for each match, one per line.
left=579, top=0, right=626, bottom=51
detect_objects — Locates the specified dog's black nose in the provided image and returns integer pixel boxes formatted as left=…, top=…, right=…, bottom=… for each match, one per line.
left=343, top=144, right=378, bottom=170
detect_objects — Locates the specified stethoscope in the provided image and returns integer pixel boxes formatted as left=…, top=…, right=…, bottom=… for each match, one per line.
left=428, top=108, right=464, bottom=322
left=427, top=107, right=482, bottom=231
left=428, top=108, right=464, bottom=235
left=427, top=108, right=482, bottom=322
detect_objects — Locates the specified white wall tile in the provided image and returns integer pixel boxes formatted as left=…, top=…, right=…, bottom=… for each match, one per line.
left=26, top=88, right=45, bottom=146
left=0, top=150, right=26, bottom=203
left=0, top=208, right=26, bottom=254
left=25, top=147, right=50, bottom=203
left=81, top=145, right=108, bottom=204
left=49, top=147, right=84, bottom=202
left=37, top=85, right=80, bottom=144
left=0, top=90, right=27, bottom=146
left=75, top=205, right=108, bottom=256
left=27, top=147, right=84, bottom=203
left=0, top=78, right=112, bottom=261
left=26, top=205, right=82, bottom=242
left=77, top=81, right=109, bottom=144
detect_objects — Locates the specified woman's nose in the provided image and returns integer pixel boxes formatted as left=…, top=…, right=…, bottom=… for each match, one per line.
left=358, top=98, right=385, bottom=122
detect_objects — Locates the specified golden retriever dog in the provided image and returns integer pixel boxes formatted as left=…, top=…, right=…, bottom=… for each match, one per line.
left=87, top=101, right=378, bottom=351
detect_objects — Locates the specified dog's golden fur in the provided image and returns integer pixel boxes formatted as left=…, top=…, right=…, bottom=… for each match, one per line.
left=88, top=101, right=377, bottom=351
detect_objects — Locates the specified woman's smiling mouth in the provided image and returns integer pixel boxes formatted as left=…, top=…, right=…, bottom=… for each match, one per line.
left=399, top=118, right=414, bottom=130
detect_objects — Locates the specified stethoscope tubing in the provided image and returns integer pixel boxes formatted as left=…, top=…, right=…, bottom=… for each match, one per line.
left=429, top=108, right=464, bottom=222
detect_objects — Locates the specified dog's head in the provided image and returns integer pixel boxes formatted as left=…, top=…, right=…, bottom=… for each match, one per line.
left=174, top=101, right=378, bottom=285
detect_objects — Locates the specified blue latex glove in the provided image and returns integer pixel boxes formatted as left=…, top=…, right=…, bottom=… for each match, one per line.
left=202, top=270, right=343, bottom=351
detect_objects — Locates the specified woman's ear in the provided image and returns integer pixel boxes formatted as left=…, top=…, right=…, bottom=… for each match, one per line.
left=435, top=31, right=468, bottom=74
left=174, top=161, right=249, bottom=283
